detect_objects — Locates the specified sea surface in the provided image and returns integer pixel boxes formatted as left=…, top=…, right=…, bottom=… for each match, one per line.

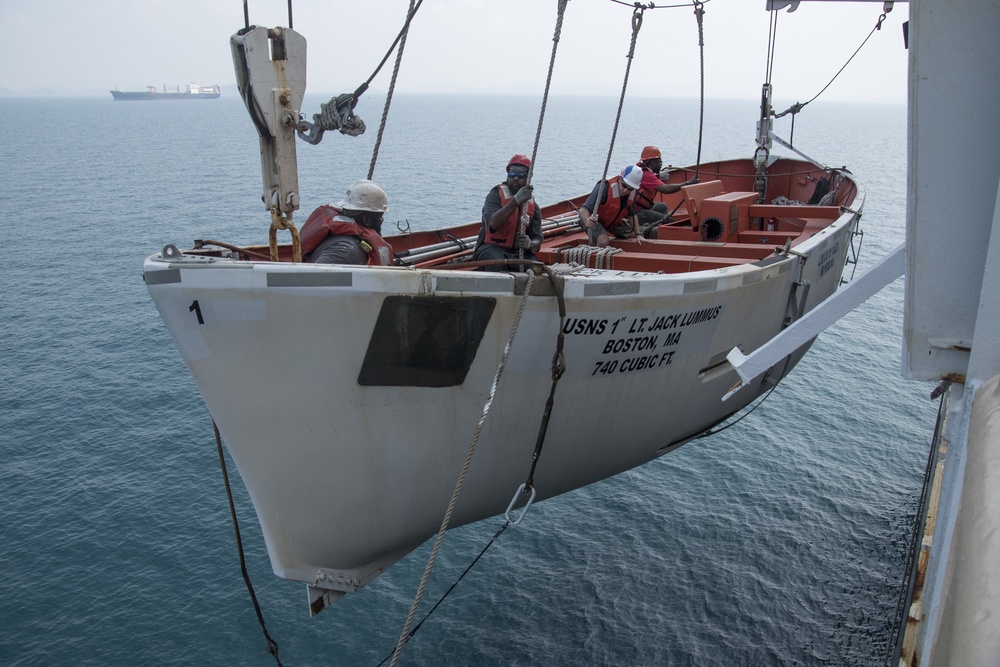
left=1, top=93, right=928, bottom=666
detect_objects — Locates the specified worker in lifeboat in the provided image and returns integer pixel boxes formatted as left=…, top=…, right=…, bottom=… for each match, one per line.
left=471, top=154, right=543, bottom=272
left=578, top=164, right=644, bottom=248
left=299, top=180, right=394, bottom=266
left=634, top=145, right=698, bottom=238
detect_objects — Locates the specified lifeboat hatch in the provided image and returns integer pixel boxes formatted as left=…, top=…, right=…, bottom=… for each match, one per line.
left=358, top=296, right=497, bottom=387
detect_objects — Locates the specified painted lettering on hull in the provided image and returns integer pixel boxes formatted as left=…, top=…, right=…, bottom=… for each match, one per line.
left=818, top=241, right=841, bottom=277
left=569, top=304, right=723, bottom=378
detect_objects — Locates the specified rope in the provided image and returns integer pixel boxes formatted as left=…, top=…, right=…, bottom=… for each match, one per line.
left=563, top=244, right=623, bottom=269
left=601, top=6, right=645, bottom=181
left=607, top=0, right=696, bottom=8
left=692, top=2, right=706, bottom=180
left=297, top=0, right=424, bottom=144
left=526, top=0, right=570, bottom=189
left=584, top=5, right=646, bottom=246
left=369, top=0, right=418, bottom=180
left=375, top=522, right=511, bottom=667
left=765, top=5, right=778, bottom=87
left=359, top=0, right=426, bottom=96
left=515, top=278, right=567, bottom=497
left=213, top=420, right=283, bottom=667
left=883, top=392, right=947, bottom=667
left=380, top=262, right=567, bottom=662
left=388, top=272, right=537, bottom=667
left=196, top=240, right=272, bottom=261
left=773, top=9, right=892, bottom=119
left=519, top=0, right=570, bottom=260
left=695, top=381, right=779, bottom=439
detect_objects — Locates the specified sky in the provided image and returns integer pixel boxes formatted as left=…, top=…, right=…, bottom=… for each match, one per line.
left=0, top=0, right=909, bottom=103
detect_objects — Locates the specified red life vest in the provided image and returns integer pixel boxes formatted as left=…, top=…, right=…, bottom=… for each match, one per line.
left=299, top=205, right=394, bottom=266
left=635, top=163, right=661, bottom=210
left=483, top=184, right=537, bottom=248
left=594, top=179, right=636, bottom=230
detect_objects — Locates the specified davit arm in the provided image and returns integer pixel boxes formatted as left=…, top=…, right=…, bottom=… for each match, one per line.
left=230, top=26, right=307, bottom=219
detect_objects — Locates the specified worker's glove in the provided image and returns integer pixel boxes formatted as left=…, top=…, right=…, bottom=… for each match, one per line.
left=513, top=184, right=534, bottom=205
left=516, top=233, right=532, bottom=250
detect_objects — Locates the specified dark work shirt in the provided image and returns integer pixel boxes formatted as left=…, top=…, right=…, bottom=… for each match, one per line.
left=309, top=234, right=369, bottom=265
left=477, top=186, right=543, bottom=250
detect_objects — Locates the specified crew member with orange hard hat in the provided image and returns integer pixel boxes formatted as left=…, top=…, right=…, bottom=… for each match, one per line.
left=633, top=145, right=698, bottom=238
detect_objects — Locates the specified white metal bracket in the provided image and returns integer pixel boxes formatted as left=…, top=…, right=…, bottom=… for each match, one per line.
left=724, top=243, right=905, bottom=400
left=231, top=26, right=307, bottom=215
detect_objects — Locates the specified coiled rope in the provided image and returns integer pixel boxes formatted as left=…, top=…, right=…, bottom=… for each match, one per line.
left=296, top=0, right=425, bottom=144
left=562, top=244, right=623, bottom=269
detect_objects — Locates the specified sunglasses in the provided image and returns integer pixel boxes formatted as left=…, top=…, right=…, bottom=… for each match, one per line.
left=508, top=171, right=528, bottom=179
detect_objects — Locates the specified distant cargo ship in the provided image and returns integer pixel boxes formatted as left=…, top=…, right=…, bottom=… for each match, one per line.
left=110, top=83, right=220, bottom=101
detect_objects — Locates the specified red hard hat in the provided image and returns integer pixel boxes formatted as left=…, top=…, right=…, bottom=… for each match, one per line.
left=507, top=154, right=531, bottom=170
left=640, top=145, right=662, bottom=161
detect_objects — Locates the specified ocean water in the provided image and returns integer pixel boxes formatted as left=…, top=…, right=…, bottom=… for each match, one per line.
left=0, top=93, right=928, bottom=666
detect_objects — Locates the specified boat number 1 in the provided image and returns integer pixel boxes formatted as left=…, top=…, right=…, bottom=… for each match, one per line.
left=188, top=300, right=204, bottom=324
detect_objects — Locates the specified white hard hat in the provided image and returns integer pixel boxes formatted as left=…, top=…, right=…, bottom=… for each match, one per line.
left=337, top=180, right=388, bottom=212
left=620, top=164, right=642, bottom=190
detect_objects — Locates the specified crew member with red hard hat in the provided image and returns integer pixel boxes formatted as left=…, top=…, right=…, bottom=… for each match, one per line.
left=577, top=164, right=644, bottom=248
left=472, top=154, right=543, bottom=271
left=633, top=145, right=698, bottom=238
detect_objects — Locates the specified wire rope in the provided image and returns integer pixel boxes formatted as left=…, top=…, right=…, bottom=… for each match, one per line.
left=520, top=0, right=570, bottom=260
left=387, top=273, right=537, bottom=667
left=369, top=0, right=420, bottom=179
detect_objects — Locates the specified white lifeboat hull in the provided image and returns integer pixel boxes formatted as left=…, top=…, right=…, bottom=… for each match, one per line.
left=143, top=199, right=858, bottom=610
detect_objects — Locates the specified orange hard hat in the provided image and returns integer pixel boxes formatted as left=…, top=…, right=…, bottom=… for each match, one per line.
left=507, top=154, right=531, bottom=170
left=640, top=145, right=662, bottom=161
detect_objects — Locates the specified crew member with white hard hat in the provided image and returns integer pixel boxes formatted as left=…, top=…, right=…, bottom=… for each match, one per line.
left=577, top=164, right=644, bottom=248
left=299, top=179, right=394, bottom=266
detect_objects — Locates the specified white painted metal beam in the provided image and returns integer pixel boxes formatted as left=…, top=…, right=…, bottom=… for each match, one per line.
left=724, top=243, right=904, bottom=399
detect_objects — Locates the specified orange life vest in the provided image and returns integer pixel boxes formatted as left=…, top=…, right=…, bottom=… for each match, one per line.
left=300, top=205, right=393, bottom=266
left=483, top=184, right=537, bottom=248
left=594, top=179, right=635, bottom=230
